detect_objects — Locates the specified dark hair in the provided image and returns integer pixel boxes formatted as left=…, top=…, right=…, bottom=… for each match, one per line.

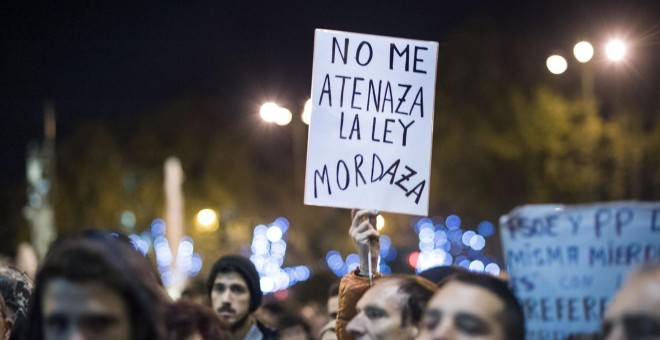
left=328, top=281, right=340, bottom=299
left=166, top=299, right=229, bottom=340
left=278, top=312, right=312, bottom=340
left=417, top=265, right=467, bottom=286
left=23, top=230, right=171, bottom=340
left=380, top=274, right=437, bottom=327
left=438, top=272, right=525, bottom=340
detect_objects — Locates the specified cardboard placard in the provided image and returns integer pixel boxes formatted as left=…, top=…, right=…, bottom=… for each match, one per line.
left=305, top=29, right=438, bottom=216
left=500, top=201, right=660, bottom=339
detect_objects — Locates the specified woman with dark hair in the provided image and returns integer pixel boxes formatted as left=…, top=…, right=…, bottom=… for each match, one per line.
left=166, top=299, right=229, bottom=340
left=23, top=230, right=171, bottom=340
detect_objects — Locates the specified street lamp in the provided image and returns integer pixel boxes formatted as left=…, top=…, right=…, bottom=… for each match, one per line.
left=196, top=208, right=219, bottom=232
left=260, top=102, right=292, bottom=126
left=546, top=55, right=568, bottom=75
left=605, top=39, right=626, bottom=61
left=573, top=41, right=594, bottom=63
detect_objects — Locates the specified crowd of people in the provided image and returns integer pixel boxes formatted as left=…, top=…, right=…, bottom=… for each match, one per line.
left=0, top=209, right=658, bottom=340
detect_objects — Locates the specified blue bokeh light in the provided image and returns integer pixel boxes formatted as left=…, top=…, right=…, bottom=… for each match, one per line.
left=478, top=221, right=495, bottom=237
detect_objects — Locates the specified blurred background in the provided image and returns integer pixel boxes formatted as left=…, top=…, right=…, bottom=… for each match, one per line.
left=1, top=0, right=659, bottom=305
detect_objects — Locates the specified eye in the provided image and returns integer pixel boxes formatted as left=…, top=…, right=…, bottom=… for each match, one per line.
left=423, top=311, right=442, bottom=330
left=46, top=315, right=68, bottom=333
left=214, top=284, right=226, bottom=293
left=455, top=313, right=490, bottom=335
left=80, top=315, right=118, bottom=334
left=230, top=285, right=247, bottom=294
left=364, top=307, right=386, bottom=320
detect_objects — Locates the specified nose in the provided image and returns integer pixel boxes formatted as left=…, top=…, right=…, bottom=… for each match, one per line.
left=220, top=289, right=233, bottom=303
left=346, top=314, right=366, bottom=336
left=429, top=319, right=455, bottom=339
left=66, top=327, right=87, bottom=340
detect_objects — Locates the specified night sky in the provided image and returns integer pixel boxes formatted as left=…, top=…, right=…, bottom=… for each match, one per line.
left=1, top=1, right=659, bottom=222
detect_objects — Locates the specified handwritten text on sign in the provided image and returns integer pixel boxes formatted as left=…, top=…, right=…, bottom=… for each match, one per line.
left=304, top=29, right=438, bottom=216
left=499, top=201, right=660, bottom=339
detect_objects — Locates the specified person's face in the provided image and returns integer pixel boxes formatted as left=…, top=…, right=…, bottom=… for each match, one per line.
left=210, top=272, right=251, bottom=327
left=41, top=278, right=131, bottom=340
left=328, top=295, right=339, bottom=320
left=417, top=281, right=505, bottom=340
left=347, top=280, right=417, bottom=340
left=602, top=272, right=660, bottom=340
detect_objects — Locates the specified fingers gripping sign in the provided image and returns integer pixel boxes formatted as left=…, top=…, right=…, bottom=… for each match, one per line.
left=350, top=209, right=380, bottom=284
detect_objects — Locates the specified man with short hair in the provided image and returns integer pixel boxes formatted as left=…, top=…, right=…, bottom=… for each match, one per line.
left=602, top=265, right=660, bottom=340
left=207, top=255, right=277, bottom=340
left=346, top=275, right=437, bottom=340
left=23, top=230, right=171, bottom=340
left=417, top=271, right=525, bottom=340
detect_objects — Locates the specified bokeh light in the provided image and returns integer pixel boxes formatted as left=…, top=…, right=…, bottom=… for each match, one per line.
left=196, top=209, right=219, bottom=232
left=546, top=55, right=568, bottom=74
left=606, top=39, right=626, bottom=61
left=301, top=98, right=312, bottom=125
left=573, top=41, right=594, bottom=63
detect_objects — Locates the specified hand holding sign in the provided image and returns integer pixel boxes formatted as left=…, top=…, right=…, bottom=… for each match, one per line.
left=350, top=209, right=380, bottom=279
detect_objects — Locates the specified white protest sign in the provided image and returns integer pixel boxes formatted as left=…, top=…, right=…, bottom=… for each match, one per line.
left=304, top=29, right=438, bottom=216
left=499, top=201, right=660, bottom=339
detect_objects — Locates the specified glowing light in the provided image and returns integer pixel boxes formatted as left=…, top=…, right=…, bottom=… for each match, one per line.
left=196, top=209, right=219, bottom=232
left=273, top=217, right=289, bottom=233
left=120, top=210, right=136, bottom=229
left=606, top=39, right=626, bottom=61
left=178, top=237, right=194, bottom=257
left=485, top=263, right=501, bottom=276
left=446, top=215, right=461, bottom=229
left=469, top=235, right=486, bottom=251
left=469, top=260, right=485, bottom=272
left=380, top=235, right=391, bottom=250
left=294, top=266, right=311, bottom=281
left=419, top=227, right=435, bottom=243
left=462, top=230, right=476, bottom=246
left=254, top=224, right=268, bottom=235
left=274, top=107, right=292, bottom=126
left=477, top=221, right=494, bottom=237
left=260, top=277, right=274, bottom=293
left=546, top=55, right=568, bottom=74
left=346, top=253, right=360, bottom=269
left=274, top=289, right=289, bottom=301
left=419, top=240, right=434, bottom=252
left=260, top=102, right=281, bottom=123
left=266, top=226, right=283, bottom=242
left=151, top=219, right=166, bottom=236
left=408, top=251, right=420, bottom=268
left=301, top=98, right=312, bottom=125
left=376, top=215, right=385, bottom=230
left=573, top=41, right=594, bottom=63
left=414, top=218, right=433, bottom=233
left=448, top=229, right=462, bottom=242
